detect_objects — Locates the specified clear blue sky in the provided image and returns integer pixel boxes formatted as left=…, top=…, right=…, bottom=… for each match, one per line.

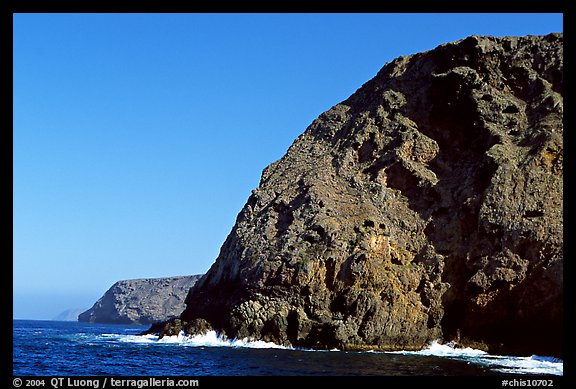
left=13, top=13, right=562, bottom=319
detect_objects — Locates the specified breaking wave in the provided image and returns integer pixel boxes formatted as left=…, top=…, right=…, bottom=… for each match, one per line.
left=100, top=332, right=562, bottom=375
left=389, top=340, right=563, bottom=376
left=101, top=330, right=291, bottom=349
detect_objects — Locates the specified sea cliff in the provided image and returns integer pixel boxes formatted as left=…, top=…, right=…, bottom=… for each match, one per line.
left=150, top=34, right=563, bottom=357
left=79, top=275, right=202, bottom=325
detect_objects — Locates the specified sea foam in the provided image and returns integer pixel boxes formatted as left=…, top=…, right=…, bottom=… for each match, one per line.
left=390, top=340, right=563, bottom=376
left=102, top=333, right=562, bottom=375
left=107, top=330, right=290, bottom=349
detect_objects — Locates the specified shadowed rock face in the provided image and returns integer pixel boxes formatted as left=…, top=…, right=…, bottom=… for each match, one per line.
left=79, top=276, right=202, bottom=325
left=159, top=34, right=563, bottom=357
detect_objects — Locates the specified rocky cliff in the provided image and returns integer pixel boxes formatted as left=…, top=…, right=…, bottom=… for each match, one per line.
left=79, top=275, right=202, bottom=325
left=53, top=308, right=87, bottom=322
left=152, top=34, right=563, bottom=357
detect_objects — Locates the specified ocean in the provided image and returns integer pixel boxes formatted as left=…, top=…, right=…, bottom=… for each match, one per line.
left=12, top=320, right=563, bottom=377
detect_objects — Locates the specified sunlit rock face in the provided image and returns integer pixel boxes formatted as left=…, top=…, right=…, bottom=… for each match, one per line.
left=79, top=275, right=202, bottom=325
left=160, top=34, right=562, bottom=357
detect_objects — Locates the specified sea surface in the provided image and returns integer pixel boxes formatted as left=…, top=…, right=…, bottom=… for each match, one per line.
left=13, top=320, right=563, bottom=376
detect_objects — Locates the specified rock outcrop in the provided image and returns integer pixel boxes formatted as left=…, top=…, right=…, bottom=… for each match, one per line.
left=79, top=275, right=202, bottom=325
left=153, top=34, right=563, bottom=357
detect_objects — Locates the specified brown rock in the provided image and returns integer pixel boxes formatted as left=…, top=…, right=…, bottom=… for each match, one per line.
left=169, top=34, right=563, bottom=357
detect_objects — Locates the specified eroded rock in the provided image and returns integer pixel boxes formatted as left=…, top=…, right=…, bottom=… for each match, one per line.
left=157, top=34, right=563, bottom=357
left=79, top=275, right=202, bottom=325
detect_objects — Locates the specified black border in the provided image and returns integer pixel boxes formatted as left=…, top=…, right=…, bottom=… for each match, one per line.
left=3, top=0, right=571, bottom=13
left=4, top=0, right=572, bottom=386
left=3, top=1, right=14, bottom=386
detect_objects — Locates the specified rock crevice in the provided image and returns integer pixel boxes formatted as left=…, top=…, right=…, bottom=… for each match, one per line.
left=152, top=34, right=563, bottom=357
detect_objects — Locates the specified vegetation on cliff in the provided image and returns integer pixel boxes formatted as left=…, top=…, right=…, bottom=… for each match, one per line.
left=150, top=34, right=563, bottom=357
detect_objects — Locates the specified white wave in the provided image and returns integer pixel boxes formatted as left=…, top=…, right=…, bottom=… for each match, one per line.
left=98, top=332, right=562, bottom=375
left=489, top=355, right=564, bottom=375
left=397, top=340, right=487, bottom=357
left=105, top=330, right=290, bottom=349
left=390, top=340, right=563, bottom=376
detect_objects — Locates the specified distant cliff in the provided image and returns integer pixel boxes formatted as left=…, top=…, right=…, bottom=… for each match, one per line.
left=79, top=275, right=202, bottom=325
left=150, top=33, right=563, bottom=357
left=53, top=308, right=86, bottom=322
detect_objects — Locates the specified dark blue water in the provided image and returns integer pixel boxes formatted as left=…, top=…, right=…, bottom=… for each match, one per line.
left=12, top=320, right=562, bottom=376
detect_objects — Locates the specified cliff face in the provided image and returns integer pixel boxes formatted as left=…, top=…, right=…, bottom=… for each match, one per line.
left=53, top=308, right=86, bottom=322
left=163, top=34, right=562, bottom=356
left=79, top=275, right=202, bottom=325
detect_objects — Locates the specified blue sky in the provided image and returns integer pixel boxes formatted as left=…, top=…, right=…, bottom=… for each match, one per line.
left=13, top=13, right=562, bottom=319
